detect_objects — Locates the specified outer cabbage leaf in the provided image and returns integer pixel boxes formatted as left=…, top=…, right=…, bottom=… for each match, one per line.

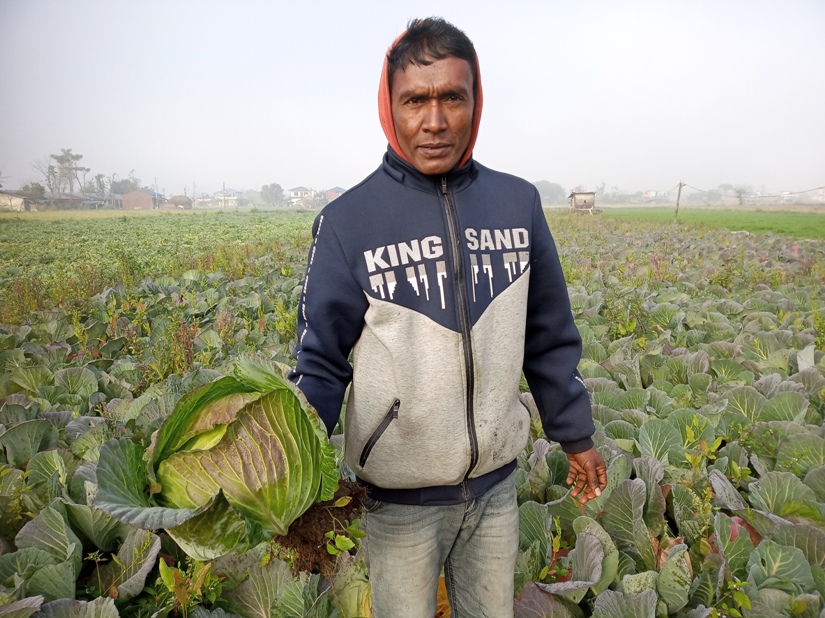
left=157, top=449, right=221, bottom=509
left=688, top=553, right=726, bottom=609
left=592, top=589, right=658, bottom=618
left=709, top=469, right=748, bottom=511
left=725, top=386, right=766, bottom=422
left=539, top=532, right=603, bottom=604
left=519, top=501, right=549, bottom=559
left=53, top=367, right=98, bottom=398
left=573, top=517, right=619, bottom=596
left=193, top=388, right=337, bottom=536
left=331, top=558, right=371, bottom=618
left=636, top=420, right=681, bottom=467
left=235, top=356, right=339, bottom=501
left=95, top=439, right=208, bottom=529
left=0, top=420, right=58, bottom=468
left=219, top=559, right=309, bottom=618
left=62, top=502, right=132, bottom=553
left=513, top=582, right=585, bottom=618
left=149, top=376, right=261, bottom=469
left=776, top=434, right=825, bottom=477
left=9, top=366, right=53, bottom=394
left=713, top=512, right=754, bottom=579
left=14, top=505, right=81, bottom=571
left=760, top=391, right=808, bottom=423
left=602, top=479, right=655, bottom=572
left=96, top=529, right=160, bottom=602
left=632, top=457, right=666, bottom=536
left=803, top=465, right=825, bottom=502
left=745, top=588, right=817, bottom=618
left=657, top=544, right=691, bottom=614
left=32, top=598, right=118, bottom=618
left=0, top=596, right=43, bottom=618
left=768, top=522, right=825, bottom=568
left=25, top=451, right=68, bottom=488
left=0, top=548, right=55, bottom=584
left=166, top=492, right=249, bottom=561
left=618, top=570, right=657, bottom=595
left=515, top=539, right=543, bottom=596
left=672, top=484, right=710, bottom=546
left=26, top=560, right=76, bottom=603
left=747, top=539, right=815, bottom=594
left=749, top=471, right=825, bottom=523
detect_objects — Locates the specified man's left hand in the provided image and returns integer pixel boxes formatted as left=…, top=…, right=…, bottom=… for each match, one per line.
left=566, top=448, right=608, bottom=505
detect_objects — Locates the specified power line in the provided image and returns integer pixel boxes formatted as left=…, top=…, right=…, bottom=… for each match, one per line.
left=684, top=184, right=825, bottom=199
left=638, top=183, right=681, bottom=203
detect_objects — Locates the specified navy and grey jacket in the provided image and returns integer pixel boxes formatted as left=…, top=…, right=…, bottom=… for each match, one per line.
left=290, top=148, right=595, bottom=505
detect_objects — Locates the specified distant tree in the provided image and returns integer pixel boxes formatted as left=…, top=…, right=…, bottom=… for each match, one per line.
left=20, top=182, right=46, bottom=199
left=244, top=189, right=263, bottom=205
left=261, top=183, right=285, bottom=207
left=532, top=180, right=567, bottom=205
left=94, top=174, right=107, bottom=199
left=110, top=170, right=141, bottom=194
left=313, top=190, right=329, bottom=209
left=50, top=148, right=89, bottom=196
left=33, top=158, right=60, bottom=198
left=734, top=185, right=751, bottom=205
left=82, top=173, right=109, bottom=199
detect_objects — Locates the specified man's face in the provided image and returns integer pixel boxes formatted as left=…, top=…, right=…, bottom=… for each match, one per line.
left=391, top=56, right=474, bottom=176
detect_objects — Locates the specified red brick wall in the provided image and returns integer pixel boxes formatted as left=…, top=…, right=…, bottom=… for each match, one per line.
left=122, top=191, right=154, bottom=209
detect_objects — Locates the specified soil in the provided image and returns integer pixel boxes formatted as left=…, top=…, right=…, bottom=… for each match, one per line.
left=279, top=480, right=368, bottom=576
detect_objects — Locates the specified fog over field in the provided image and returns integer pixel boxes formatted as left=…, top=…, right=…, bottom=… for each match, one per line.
left=1, top=0, right=823, bottom=197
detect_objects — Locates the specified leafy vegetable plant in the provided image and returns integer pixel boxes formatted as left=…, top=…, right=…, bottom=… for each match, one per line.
left=94, top=356, right=339, bottom=560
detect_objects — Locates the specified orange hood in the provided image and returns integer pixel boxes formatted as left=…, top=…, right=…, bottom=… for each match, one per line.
left=378, top=30, right=483, bottom=170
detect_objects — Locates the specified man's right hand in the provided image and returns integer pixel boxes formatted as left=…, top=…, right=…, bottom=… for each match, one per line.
left=566, top=448, right=608, bottom=505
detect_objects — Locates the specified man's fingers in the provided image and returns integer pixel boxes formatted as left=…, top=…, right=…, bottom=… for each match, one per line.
left=586, top=468, right=603, bottom=497
left=568, top=466, right=584, bottom=496
left=598, top=466, right=608, bottom=490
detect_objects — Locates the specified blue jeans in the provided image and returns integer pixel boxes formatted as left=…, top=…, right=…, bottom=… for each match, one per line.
left=362, top=473, right=519, bottom=618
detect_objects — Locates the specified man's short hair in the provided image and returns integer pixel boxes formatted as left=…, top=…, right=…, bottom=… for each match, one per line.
left=388, top=17, right=478, bottom=89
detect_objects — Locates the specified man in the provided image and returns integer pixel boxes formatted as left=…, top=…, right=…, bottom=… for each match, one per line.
left=290, top=17, right=607, bottom=617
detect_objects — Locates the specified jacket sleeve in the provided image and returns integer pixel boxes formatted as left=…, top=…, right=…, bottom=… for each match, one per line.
left=289, top=212, right=368, bottom=435
left=522, top=191, right=595, bottom=453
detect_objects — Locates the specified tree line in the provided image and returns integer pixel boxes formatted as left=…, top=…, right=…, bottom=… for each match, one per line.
left=12, top=148, right=293, bottom=209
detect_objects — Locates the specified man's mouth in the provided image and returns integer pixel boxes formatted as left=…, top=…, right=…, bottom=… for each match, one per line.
left=418, top=143, right=452, bottom=156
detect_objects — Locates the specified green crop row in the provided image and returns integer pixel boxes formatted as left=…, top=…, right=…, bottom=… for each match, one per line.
left=0, top=210, right=315, bottom=324
left=1, top=210, right=825, bottom=616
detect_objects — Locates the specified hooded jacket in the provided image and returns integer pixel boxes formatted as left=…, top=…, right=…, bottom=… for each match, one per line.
left=289, top=42, right=595, bottom=506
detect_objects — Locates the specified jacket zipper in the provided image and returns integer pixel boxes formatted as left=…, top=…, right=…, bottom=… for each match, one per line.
left=359, top=398, right=400, bottom=468
left=440, top=176, right=479, bottom=499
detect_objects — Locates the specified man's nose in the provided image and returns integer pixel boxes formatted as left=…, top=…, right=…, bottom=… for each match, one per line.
left=422, top=101, right=447, bottom=132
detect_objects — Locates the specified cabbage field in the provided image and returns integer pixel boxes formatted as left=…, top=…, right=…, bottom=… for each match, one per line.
left=1, top=209, right=825, bottom=617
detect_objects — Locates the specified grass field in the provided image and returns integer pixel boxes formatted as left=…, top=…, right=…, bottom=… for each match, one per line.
left=600, top=207, right=825, bottom=239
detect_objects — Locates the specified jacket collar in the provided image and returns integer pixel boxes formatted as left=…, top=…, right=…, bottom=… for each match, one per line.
left=382, top=146, right=478, bottom=193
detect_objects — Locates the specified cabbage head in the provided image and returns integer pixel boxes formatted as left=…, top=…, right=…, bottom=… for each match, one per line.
left=95, top=357, right=338, bottom=560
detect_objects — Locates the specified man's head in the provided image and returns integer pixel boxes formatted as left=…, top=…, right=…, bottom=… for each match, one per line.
left=379, top=18, right=483, bottom=176
left=387, top=18, right=478, bottom=94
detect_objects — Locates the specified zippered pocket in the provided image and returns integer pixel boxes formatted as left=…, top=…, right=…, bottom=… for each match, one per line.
left=359, top=399, right=400, bottom=468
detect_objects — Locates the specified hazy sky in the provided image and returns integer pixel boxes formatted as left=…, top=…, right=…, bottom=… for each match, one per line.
left=1, top=0, right=823, bottom=197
